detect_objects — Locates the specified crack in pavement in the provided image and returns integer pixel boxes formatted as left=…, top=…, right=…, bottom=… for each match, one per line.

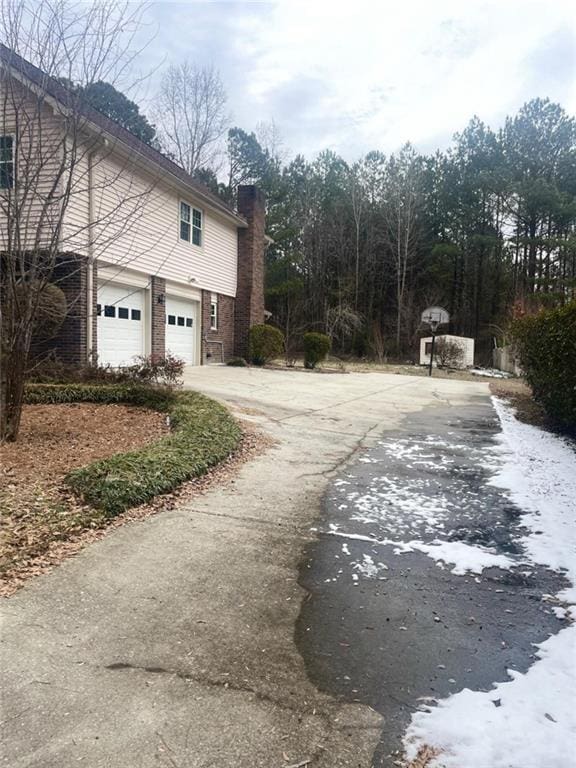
left=103, top=662, right=378, bottom=734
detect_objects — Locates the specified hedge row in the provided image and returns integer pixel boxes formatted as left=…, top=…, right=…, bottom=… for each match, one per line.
left=512, top=301, right=576, bottom=430
left=25, top=382, right=175, bottom=410
left=25, top=384, right=241, bottom=516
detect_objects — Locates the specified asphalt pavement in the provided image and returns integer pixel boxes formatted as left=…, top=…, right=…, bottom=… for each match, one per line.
left=296, top=401, right=567, bottom=766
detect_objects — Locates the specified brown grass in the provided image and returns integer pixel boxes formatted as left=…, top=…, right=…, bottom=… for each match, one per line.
left=489, top=379, right=548, bottom=429
left=403, top=745, right=442, bottom=767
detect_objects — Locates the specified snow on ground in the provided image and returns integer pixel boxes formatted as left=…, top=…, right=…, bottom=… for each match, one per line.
left=404, top=626, right=576, bottom=768
left=409, top=540, right=516, bottom=575
left=403, top=398, right=576, bottom=768
left=470, top=367, right=512, bottom=378
left=490, top=397, right=576, bottom=602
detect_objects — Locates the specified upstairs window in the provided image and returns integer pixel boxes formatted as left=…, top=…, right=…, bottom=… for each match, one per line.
left=0, top=136, right=14, bottom=189
left=210, top=294, right=218, bottom=330
left=192, top=207, right=202, bottom=245
left=179, top=201, right=202, bottom=246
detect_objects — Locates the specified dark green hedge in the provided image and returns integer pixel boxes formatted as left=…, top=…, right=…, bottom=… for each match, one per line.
left=512, top=301, right=576, bottom=430
left=25, top=384, right=241, bottom=516
left=25, top=383, right=175, bottom=410
left=303, top=332, right=331, bottom=369
left=249, top=324, right=284, bottom=365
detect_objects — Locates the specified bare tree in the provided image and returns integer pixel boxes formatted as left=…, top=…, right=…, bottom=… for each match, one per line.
left=154, top=60, right=228, bottom=175
left=0, top=0, right=160, bottom=442
left=382, top=144, right=422, bottom=351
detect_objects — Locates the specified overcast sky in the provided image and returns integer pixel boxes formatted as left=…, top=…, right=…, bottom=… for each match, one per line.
left=139, top=0, right=576, bottom=162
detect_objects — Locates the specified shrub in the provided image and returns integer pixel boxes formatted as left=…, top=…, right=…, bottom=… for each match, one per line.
left=27, top=353, right=185, bottom=388
left=249, top=324, right=284, bottom=366
left=23, top=384, right=241, bottom=516
left=226, top=357, right=248, bottom=367
left=34, top=283, right=67, bottom=340
left=123, top=354, right=185, bottom=387
left=25, top=382, right=175, bottom=411
left=303, top=332, right=331, bottom=369
left=511, top=301, right=576, bottom=430
left=64, top=391, right=241, bottom=516
left=435, top=338, right=465, bottom=369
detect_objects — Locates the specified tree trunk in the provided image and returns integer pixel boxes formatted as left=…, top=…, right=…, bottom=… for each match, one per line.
left=0, top=338, right=29, bottom=442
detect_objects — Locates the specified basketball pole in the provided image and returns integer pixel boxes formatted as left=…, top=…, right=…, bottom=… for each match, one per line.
left=428, top=332, right=436, bottom=377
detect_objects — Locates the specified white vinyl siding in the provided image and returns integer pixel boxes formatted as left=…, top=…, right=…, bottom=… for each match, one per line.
left=62, top=151, right=238, bottom=297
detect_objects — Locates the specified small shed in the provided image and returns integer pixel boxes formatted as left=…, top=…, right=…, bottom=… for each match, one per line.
left=419, top=334, right=475, bottom=369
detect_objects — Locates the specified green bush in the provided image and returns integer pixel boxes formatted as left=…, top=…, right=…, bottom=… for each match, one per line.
left=249, top=324, right=284, bottom=366
left=24, top=384, right=241, bottom=516
left=303, top=332, right=331, bottom=369
left=512, top=301, right=576, bottom=430
left=226, top=356, right=248, bottom=367
left=25, top=382, right=174, bottom=411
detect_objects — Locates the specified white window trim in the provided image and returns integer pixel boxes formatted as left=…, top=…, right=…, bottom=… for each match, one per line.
left=210, top=293, right=218, bottom=331
left=179, top=200, right=203, bottom=247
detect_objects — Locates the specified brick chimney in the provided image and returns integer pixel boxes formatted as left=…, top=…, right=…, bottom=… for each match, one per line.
left=234, top=185, right=266, bottom=359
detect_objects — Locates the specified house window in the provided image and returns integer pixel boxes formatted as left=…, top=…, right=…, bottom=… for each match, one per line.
left=104, top=305, right=115, bottom=318
left=192, top=207, right=202, bottom=246
left=0, top=135, right=14, bottom=189
left=131, top=309, right=141, bottom=321
left=210, top=294, right=218, bottom=330
left=186, top=318, right=193, bottom=328
left=177, top=316, right=185, bottom=326
left=425, top=342, right=433, bottom=355
left=167, top=315, right=176, bottom=325
left=118, top=307, right=129, bottom=319
left=180, top=202, right=191, bottom=242
left=179, top=201, right=202, bottom=245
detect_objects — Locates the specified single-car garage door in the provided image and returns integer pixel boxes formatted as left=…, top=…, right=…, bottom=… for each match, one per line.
left=166, top=296, right=198, bottom=365
left=97, top=282, right=145, bottom=366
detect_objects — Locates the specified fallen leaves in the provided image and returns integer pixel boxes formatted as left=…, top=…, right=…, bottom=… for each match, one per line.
left=0, top=410, right=271, bottom=597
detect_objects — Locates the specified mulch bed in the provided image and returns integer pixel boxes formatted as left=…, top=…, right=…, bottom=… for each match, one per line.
left=0, top=404, right=272, bottom=597
left=0, top=403, right=169, bottom=594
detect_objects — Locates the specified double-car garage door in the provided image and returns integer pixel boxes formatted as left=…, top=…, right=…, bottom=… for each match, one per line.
left=97, top=282, right=198, bottom=366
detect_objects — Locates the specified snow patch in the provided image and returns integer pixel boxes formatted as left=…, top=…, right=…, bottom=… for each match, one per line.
left=404, top=625, right=576, bottom=768
left=490, top=397, right=576, bottom=596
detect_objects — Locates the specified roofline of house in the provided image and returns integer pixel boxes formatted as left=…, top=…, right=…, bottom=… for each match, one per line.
left=0, top=44, right=248, bottom=229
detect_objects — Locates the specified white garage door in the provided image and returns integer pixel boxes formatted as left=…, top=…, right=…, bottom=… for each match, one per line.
left=97, top=282, right=145, bottom=367
left=166, top=296, right=198, bottom=365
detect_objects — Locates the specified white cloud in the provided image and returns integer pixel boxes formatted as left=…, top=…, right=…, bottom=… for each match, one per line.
left=145, top=0, right=576, bottom=160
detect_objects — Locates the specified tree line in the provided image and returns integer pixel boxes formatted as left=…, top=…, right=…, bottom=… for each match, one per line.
left=89, top=77, right=575, bottom=362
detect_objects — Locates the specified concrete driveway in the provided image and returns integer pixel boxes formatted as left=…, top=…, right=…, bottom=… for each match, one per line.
left=1, top=367, right=489, bottom=768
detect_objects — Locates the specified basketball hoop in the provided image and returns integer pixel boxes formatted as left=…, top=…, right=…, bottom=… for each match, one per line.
left=421, top=306, right=449, bottom=377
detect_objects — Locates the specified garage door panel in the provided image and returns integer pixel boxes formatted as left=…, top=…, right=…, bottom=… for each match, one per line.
left=97, top=283, right=145, bottom=367
left=166, top=297, right=198, bottom=365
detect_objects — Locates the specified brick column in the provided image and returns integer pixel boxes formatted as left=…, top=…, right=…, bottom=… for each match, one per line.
left=235, top=185, right=265, bottom=359
left=150, top=276, right=166, bottom=360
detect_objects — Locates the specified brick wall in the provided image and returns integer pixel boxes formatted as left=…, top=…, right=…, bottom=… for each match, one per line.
left=150, top=276, right=166, bottom=360
left=33, top=253, right=91, bottom=366
left=202, top=290, right=235, bottom=363
left=235, top=185, right=266, bottom=359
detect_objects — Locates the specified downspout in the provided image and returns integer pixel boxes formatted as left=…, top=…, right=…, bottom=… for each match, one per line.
left=86, top=151, right=94, bottom=362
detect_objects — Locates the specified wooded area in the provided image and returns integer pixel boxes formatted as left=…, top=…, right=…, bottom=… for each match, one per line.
left=220, top=100, right=576, bottom=363
left=61, top=63, right=576, bottom=365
